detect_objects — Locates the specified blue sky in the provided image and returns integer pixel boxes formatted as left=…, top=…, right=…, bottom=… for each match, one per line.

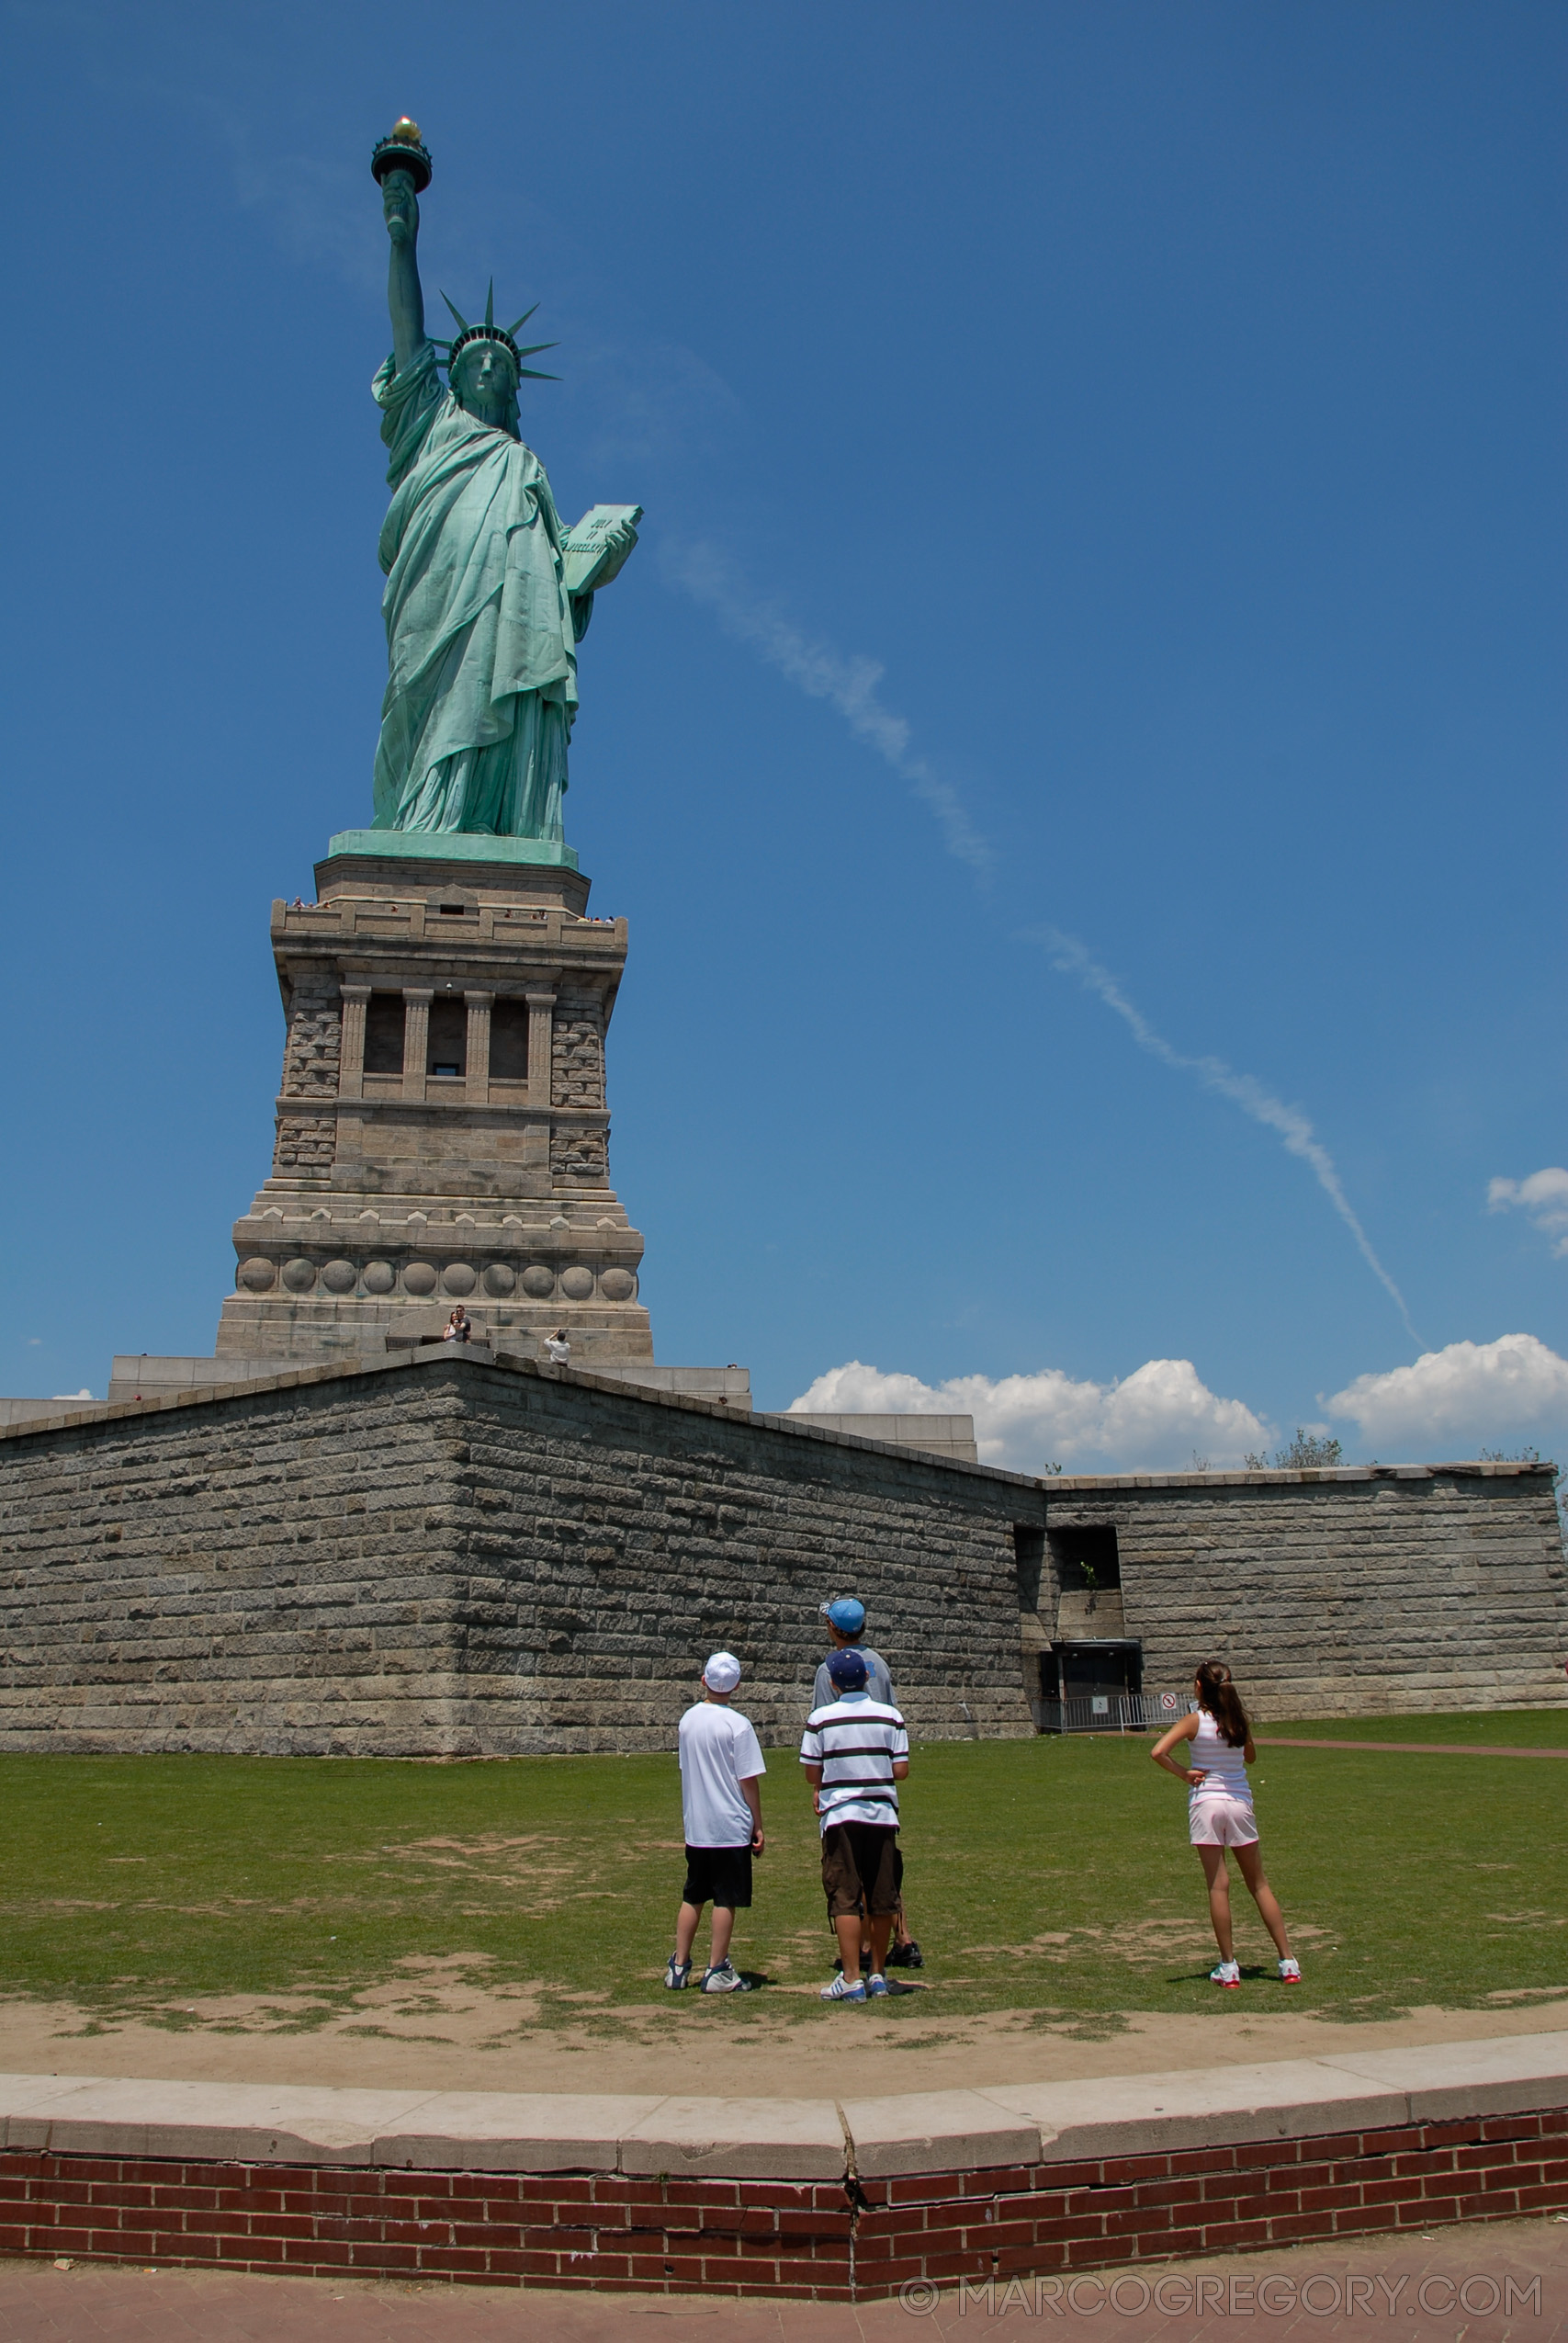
left=2, top=2, right=1563, bottom=1470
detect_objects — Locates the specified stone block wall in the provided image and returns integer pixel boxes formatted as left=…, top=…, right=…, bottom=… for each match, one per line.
left=1, top=1374, right=1562, bottom=1759
left=550, top=989, right=604, bottom=1107
left=1038, top=1470, right=1568, bottom=1716
left=279, top=979, right=342, bottom=1100
left=271, top=1115, right=337, bottom=1175
left=0, top=1357, right=1041, bottom=1756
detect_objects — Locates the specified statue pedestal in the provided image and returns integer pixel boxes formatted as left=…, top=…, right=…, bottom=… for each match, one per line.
left=327, top=827, right=579, bottom=871
left=215, top=840, right=652, bottom=1365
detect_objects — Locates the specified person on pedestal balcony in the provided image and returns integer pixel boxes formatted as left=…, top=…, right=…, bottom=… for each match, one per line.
left=545, top=1329, right=570, bottom=1366
left=375, top=162, right=638, bottom=842
left=443, top=1306, right=472, bottom=1343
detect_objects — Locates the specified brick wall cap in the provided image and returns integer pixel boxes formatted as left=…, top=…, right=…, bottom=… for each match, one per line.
left=372, top=2088, right=665, bottom=2172
left=836, top=2089, right=1042, bottom=2180
left=616, top=2096, right=847, bottom=2181
left=0, top=2032, right=1563, bottom=2184
left=0, top=2078, right=440, bottom=2165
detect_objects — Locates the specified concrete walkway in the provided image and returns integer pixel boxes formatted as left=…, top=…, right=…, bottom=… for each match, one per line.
left=0, top=2214, right=1562, bottom=2338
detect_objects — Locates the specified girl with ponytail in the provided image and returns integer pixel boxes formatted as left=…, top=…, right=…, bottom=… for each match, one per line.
left=1152, top=1661, right=1300, bottom=1989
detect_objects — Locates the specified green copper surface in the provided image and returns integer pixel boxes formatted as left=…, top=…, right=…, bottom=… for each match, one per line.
left=371, top=144, right=638, bottom=846
left=327, top=829, right=580, bottom=869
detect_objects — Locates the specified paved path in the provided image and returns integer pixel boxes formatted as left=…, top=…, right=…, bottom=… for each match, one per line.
left=1259, top=1736, right=1568, bottom=1757
left=0, top=2217, right=1563, bottom=2341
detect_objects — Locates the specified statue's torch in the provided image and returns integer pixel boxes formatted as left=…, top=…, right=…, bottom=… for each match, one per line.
left=371, top=118, right=433, bottom=192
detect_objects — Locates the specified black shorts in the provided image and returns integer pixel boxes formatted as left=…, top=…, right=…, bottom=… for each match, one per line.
left=682, top=1844, right=753, bottom=1909
left=820, top=1822, right=902, bottom=1919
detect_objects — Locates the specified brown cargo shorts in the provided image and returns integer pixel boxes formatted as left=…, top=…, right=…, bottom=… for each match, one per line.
left=820, top=1820, right=902, bottom=1919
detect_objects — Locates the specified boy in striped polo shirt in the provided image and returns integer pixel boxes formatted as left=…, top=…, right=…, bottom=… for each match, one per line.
left=800, top=1647, right=910, bottom=2002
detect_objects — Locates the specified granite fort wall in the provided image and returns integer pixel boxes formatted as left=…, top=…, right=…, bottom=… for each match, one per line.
left=0, top=1356, right=1041, bottom=1755
left=0, top=1366, right=1562, bottom=1754
left=1037, top=1469, right=1568, bottom=1716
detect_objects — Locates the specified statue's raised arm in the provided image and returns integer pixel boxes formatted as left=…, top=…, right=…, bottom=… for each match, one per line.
left=381, top=164, right=425, bottom=374
left=365, top=121, right=638, bottom=852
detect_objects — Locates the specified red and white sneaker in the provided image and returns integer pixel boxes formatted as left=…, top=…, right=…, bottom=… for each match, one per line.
left=1278, top=1958, right=1302, bottom=1984
left=1210, top=1960, right=1241, bottom=1989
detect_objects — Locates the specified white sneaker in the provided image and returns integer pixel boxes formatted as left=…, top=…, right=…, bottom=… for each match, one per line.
left=663, top=1956, right=692, bottom=1990
left=1210, top=1959, right=1241, bottom=1989
left=1278, top=1957, right=1302, bottom=1984
left=701, top=1960, right=752, bottom=1994
left=821, top=1974, right=866, bottom=2001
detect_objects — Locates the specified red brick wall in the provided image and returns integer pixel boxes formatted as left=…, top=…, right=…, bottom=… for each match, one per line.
left=0, top=2107, right=1562, bottom=2301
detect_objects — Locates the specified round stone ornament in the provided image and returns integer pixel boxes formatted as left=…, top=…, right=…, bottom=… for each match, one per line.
left=321, top=1260, right=357, bottom=1293
left=282, top=1258, right=317, bottom=1292
left=599, top=1268, right=637, bottom=1302
left=559, top=1265, right=594, bottom=1300
left=443, top=1262, right=477, bottom=1296
left=482, top=1263, right=516, bottom=1296
left=236, top=1257, right=276, bottom=1293
left=362, top=1261, right=396, bottom=1294
left=521, top=1264, right=556, bottom=1298
left=403, top=1262, right=438, bottom=1296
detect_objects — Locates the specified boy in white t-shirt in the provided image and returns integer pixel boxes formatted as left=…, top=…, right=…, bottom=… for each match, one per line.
left=666, top=1653, right=766, bottom=1995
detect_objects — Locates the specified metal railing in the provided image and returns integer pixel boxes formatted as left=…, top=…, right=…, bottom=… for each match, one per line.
left=1034, top=1691, right=1193, bottom=1735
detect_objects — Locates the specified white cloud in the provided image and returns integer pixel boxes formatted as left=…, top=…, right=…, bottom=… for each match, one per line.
left=1327, top=1333, right=1568, bottom=1455
left=51, top=1390, right=94, bottom=1402
left=1489, top=1168, right=1568, bottom=1259
left=787, top=1357, right=1270, bottom=1475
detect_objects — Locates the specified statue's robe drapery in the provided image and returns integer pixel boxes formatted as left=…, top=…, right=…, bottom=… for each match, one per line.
left=372, top=342, right=589, bottom=839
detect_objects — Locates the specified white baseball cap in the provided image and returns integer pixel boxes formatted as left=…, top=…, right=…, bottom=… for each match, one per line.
left=703, top=1651, right=742, bottom=1693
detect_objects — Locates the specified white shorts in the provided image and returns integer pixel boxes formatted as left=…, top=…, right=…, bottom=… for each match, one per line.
left=1190, top=1794, right=1258, bottom=1848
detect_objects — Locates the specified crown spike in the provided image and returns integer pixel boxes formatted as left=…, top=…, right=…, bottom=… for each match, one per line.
left=440, top=291, right=470, bottom=333
left=513, top=342, right=558, bottom=359
left=485, top=278, right=495, bottom=328
left=518, top=368, right=560, bottom=381
left=505, top=304, right=540, bottom=336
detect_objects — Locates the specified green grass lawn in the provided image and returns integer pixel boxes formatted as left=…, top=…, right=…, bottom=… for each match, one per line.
left=1264, top=1708, right=1568, bottom=1746
left=0, top=1723, right=1563, bottom=2034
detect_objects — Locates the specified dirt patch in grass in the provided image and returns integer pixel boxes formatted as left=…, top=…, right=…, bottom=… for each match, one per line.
left=3, top=1980, right=1566, bottom=2099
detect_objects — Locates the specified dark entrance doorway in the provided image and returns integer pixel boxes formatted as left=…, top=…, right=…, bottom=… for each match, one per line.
left=1038, top=1639, right=1144, bottom=1731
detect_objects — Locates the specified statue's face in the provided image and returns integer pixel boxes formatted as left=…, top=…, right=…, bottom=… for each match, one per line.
left=453, top=341, right=517, bottom=429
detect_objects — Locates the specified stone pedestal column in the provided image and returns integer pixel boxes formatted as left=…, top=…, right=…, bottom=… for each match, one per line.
left=338, top=984, right=371, bottom=1101
left=221, top=861, right=651, bottom=1366
left=525, top=991, right=556, bottom=1106
left=464, top=991, right=493, bottom=1106
left=401, top=988, right=433, bottom=1104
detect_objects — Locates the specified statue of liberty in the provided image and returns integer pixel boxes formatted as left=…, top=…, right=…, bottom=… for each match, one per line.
left=370, top=125, right=638, bottom=843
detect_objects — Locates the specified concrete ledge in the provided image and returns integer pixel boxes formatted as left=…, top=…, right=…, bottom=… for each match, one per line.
left=840, top=2088, right=1041, bottom=2179
left=0, top=2031, right=1563, bottom=2181
left=617, top=2096, right=846, bottom=2180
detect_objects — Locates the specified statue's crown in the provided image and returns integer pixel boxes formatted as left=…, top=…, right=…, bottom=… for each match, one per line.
left=434, top=282, right=559, bottom=383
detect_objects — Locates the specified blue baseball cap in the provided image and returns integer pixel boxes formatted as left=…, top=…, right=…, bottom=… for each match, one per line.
left=827, top=1647, right=869, bottom=1690
left=820, top=1597, right=866, bottom=1635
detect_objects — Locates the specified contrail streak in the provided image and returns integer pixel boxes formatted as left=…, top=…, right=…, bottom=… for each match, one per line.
left=664, top=540, right=994, bottom=876
left=1039, top=928, right=1420, bottom=1344
left=666, top=540, right=1415, bottom=1342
